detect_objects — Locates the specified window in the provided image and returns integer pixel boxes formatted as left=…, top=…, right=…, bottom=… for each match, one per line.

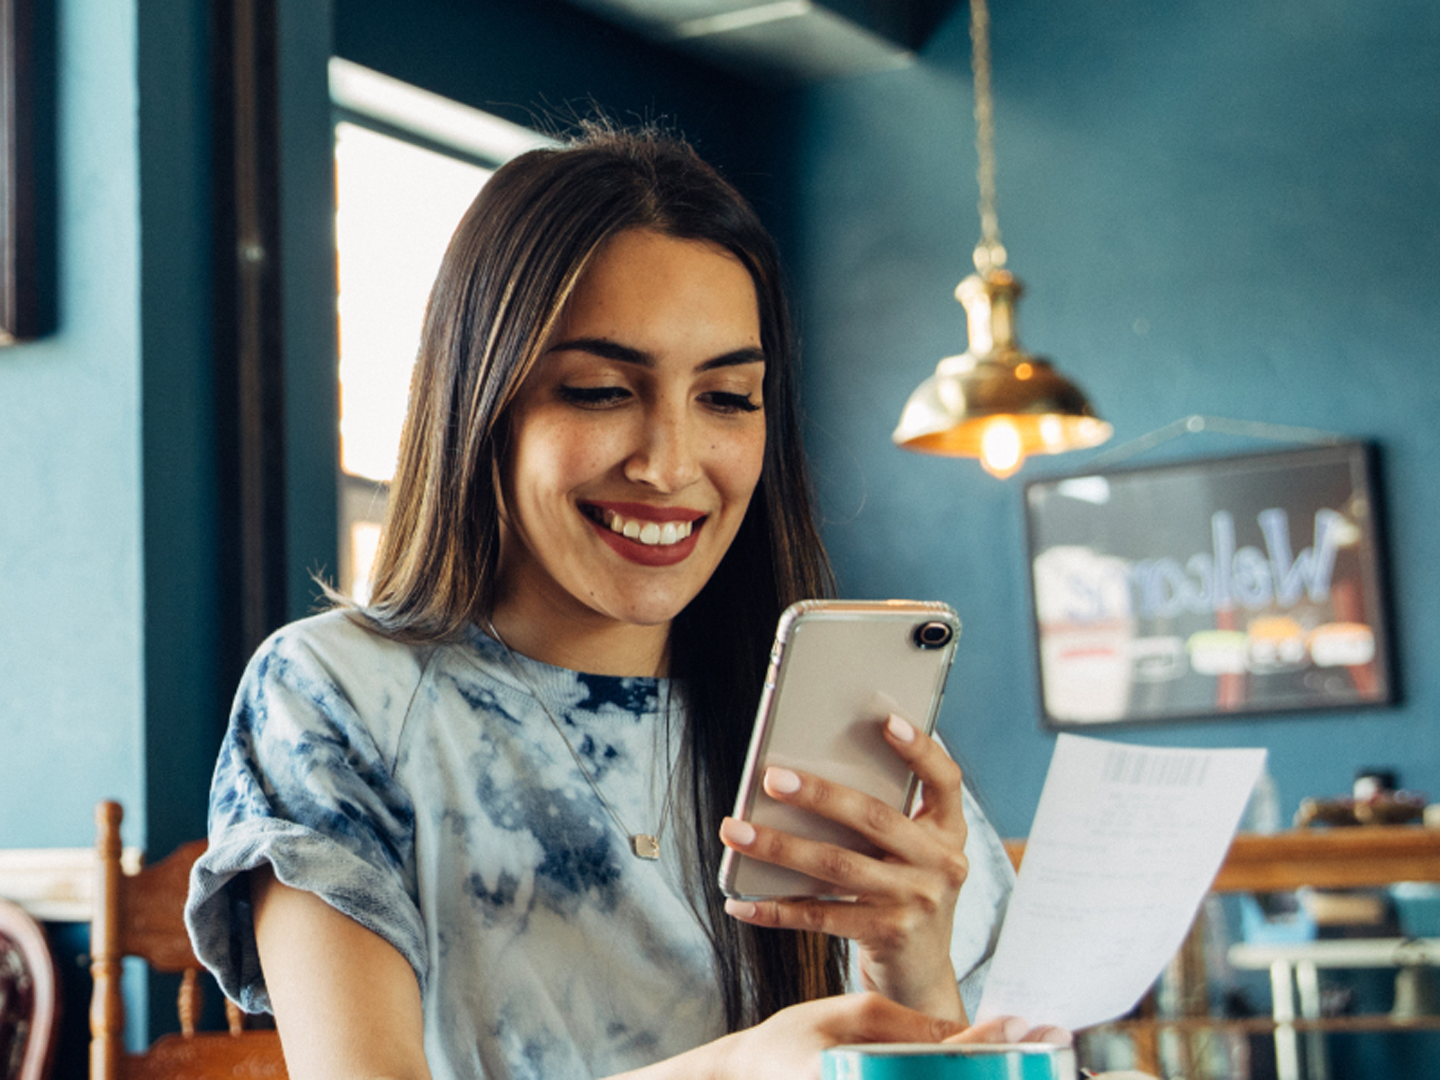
left=329, top=59, right=551, bottom=601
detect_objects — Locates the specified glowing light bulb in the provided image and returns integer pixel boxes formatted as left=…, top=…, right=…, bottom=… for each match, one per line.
left=1039, top=414, right=1064, bottom=449
left=980, top=418, right=1024, bottom=479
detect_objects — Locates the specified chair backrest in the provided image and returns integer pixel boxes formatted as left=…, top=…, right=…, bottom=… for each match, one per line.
left=90, top=801, right=286, bottom=1080
left=0, top=897, right=60, bottom=1080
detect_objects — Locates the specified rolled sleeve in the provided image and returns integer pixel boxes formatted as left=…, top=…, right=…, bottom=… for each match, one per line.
left=184, top=621, right=426, bottom=1011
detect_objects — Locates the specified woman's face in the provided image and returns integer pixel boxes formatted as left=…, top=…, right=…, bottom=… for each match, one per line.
left=495, top=227, right=767, bottom=643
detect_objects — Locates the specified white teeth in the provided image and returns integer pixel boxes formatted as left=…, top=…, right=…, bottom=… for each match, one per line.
left=603, top=511, right=695, bottom=547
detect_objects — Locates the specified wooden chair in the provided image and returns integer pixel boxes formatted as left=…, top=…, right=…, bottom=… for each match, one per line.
left=0, top=897, right=60, bottom=1080
left=90, top=801, right=286, bottom=1080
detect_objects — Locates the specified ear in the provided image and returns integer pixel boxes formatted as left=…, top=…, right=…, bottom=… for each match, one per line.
left=491, top=452, right=512, bottom=529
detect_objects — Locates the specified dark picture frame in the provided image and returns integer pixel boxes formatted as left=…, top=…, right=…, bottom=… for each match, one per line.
left=1023, top=442, right=1395, bottom=729
left=0, top=0, right=39, bottom=343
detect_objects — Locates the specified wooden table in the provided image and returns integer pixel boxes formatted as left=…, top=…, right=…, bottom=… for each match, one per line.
left=1003, top=826, right=1440, bottom=1079
left=1004, top=826, right=1440, bottom=894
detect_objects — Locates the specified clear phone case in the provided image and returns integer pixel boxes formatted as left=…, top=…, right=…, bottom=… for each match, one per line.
left=718, top=599, right=960, bottom=900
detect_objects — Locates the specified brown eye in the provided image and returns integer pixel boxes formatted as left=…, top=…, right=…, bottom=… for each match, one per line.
left=703, top=392, right=761, bottom=414
left=558, top=386, right=630, bottom=408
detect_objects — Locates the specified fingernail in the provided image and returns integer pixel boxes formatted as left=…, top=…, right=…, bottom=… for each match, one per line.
left=1001, top=1016, right=1029, bottom=1043
left=886, top=714, right=916, bottom=742
left=764, top=767, right=801, bottom=795
left=724, top=898, right=757, bottom=919
left=720, top=818, right=756, bottom=846
left=1035, top=1026, right=1072, bottom=1046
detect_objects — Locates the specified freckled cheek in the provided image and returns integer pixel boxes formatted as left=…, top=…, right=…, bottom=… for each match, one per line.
left=552, top=444, right=612, bottom=481
left=710, top=435, right=766, bottom=504
left=526, top=421, right=619, bottom=488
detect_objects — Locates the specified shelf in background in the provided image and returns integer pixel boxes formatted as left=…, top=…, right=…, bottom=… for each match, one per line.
left=1005, top=825, right=1440, bottom=894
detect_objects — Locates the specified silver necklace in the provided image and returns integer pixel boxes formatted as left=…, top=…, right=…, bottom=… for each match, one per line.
left=485, top=619, right=677, bottom=861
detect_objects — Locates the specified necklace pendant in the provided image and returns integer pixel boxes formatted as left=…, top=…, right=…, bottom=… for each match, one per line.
left=630, top=834, right=661, bottom=860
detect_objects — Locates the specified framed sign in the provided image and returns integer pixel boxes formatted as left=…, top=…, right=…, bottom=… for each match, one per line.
left=1023, top=442, right=1394, bottom=728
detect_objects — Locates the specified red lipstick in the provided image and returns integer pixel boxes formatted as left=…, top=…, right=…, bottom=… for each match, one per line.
left=583, top=502, right=707, bottom=567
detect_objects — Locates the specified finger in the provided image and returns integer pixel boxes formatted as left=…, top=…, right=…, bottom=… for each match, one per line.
left=1026, top=1026, right=1072, bottom=1045
left=832, top=991, right=967, bottom=1045
left=724, top=895, right=872, bottom=942
left=753, top=770, right=968, bottom=896
left=881, top=715, right=966, bottom=827
left=942, top=1015, right=1032, bottom=1044
left=725, top=888, right=962, bottom=958
left=763, top=764, right=907, bottom=840
left=941, top=1018, right=1073, bottom=1046
left=720, top=809, right=948, bottom=904
left=759, top=766, right=957, bottom=871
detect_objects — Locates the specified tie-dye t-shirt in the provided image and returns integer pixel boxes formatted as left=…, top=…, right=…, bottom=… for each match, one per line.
left=185, top=610, right=1014, bottom=1080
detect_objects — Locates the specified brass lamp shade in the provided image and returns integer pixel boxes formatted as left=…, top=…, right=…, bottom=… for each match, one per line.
left=894, top=270, right=1111, bottom=477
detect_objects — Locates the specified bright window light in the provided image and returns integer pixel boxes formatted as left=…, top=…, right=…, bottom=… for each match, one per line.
left=335, top=121, right=492, bottom=483
left=331, top=63, right=550, bottom=600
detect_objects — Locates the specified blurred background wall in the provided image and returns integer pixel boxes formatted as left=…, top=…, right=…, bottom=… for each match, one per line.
left=789, top=0, right=1440, bottom=837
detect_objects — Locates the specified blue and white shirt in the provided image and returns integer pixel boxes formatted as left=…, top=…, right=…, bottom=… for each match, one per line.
left=185, top=610, right=1013, bottom=1080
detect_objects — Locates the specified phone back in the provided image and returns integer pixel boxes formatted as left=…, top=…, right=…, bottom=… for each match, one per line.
left=719, top=600, right=960, bottom=900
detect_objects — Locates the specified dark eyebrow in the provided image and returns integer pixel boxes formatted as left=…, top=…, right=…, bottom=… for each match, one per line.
left=547, top=337, right=765, bottom=372
left=548, top=337, right=651, bottom=365
left=699, top=347, right=766, bottom=372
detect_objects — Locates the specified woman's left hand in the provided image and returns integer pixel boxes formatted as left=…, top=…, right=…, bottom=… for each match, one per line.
left=719, top=713, right=970, bottom=1020
left=944, top=1015, right=1072, bottom=1046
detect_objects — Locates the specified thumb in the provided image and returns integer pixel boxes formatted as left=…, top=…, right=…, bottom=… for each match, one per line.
left=943, top=1016, right=1073, bottom=1046
left=843, top=993, right=969, bottom=1045
left=944, top=1015, right=1030, bottom=1044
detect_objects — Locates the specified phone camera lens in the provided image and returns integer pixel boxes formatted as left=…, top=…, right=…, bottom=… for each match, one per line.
left=913, top=621, right=953, bottom=649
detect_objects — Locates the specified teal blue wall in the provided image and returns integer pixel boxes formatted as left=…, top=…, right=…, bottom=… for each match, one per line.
left=0, top=0, right=338, bottom=861
left=333, top=0, right=794, bottom=240
left=278, top=0, right=342, bottom=635
left=0, top=0, right=146, bottom=848
left=137, top=0, right=224, bottom=861
left=791, top=0, right=1440, bottom=838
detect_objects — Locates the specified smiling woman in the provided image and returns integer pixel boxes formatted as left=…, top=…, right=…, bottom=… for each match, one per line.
left=183, top=126, right=1029, bottom=1080
left=494, top=228, right=768, bottom=673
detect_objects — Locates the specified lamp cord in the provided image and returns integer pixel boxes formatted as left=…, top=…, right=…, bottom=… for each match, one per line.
left=970, top=0, right=1006, bottom=274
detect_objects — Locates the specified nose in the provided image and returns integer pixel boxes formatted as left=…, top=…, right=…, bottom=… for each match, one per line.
left=624, top=402, right=702, bottom=493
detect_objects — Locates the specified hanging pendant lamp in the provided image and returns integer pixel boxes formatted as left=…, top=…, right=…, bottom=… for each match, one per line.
left=893, top=0, right=1111, bottom=479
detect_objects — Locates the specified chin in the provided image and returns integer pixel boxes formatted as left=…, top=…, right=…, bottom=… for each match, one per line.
left=608, top=599, right=695, bottom=628
left=597, top=582, right=707, bottom=629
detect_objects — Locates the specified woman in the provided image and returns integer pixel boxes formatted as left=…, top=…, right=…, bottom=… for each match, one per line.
left=186, top=126, right=1049, bottom=1080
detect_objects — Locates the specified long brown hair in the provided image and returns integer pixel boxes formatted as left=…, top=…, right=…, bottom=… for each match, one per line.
left=365, top=124, right=844, bottom=1029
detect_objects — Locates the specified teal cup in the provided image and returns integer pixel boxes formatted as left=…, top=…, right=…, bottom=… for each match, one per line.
left=822, top=1043, right=1076, bottom=1080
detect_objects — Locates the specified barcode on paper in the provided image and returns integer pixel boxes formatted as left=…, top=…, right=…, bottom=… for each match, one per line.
left=1101, top=747, right=1211, bottom=787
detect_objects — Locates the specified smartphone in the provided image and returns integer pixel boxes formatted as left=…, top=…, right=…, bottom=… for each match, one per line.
left=718, top=599, right=961, bottom=901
